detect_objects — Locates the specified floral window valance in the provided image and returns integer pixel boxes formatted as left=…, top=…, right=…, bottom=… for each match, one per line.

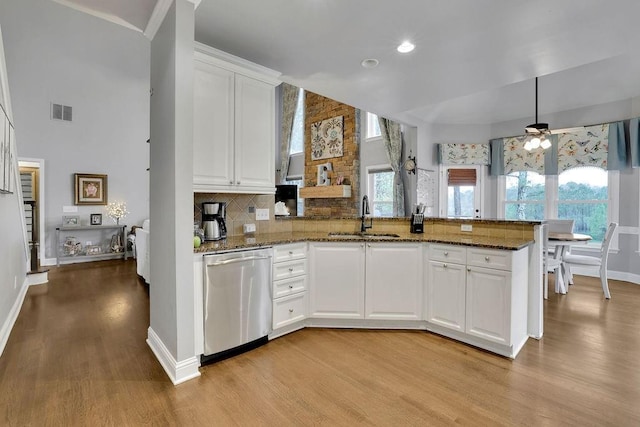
left=503, top=136, right=545, bottom=174
left=557, top=124, right=609, bottom=172
left=438, top=143, right=490, bottom=165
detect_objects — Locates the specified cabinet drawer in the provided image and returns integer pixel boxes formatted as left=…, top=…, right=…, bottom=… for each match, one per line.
left=273, top=258, right=307, bottom=281
left=467, top=248, right=512, bottom=271
left=273, top=292, right=307, bottom=329
left=428, top=244, right=466, bottom=264
left=273, top=275, right=307, bottom=298
left=273, top=243, right=307, bottom=263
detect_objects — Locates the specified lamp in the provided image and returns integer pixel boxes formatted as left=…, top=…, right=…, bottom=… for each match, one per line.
left=524, top=77, right=552, bottom=151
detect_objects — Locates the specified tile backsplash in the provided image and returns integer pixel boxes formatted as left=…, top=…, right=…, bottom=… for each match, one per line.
left=194, top=193, right=292, bottom=236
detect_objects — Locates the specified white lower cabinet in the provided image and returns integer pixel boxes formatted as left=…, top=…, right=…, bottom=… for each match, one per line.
left=425, top=244, right=529, bottom=356
left=309, top=242, right=365, bottom=319
left=271, top=243, right=308, bottom=334
left=309, top=242, right=422, bottom=321
left=426, top=260, right=466, bottom=332
left=365, top=242, right=423, bottom=320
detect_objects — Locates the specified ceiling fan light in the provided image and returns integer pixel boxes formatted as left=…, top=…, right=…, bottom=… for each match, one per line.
left=523, top=140, right=533, bottom=151
left=540, top=138, right=552, bottom=149
left=530, top=137, right=541, bottom=149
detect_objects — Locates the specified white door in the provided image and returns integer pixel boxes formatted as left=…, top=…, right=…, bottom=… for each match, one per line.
left=465, top=266, right=511, bottom=345
left=193, top=59, right=235, bottom=188
left=425, top=260, right=466, bottom=332
left=365, top=242, right=423, bottom=320
left=234, top=74, right=275, bottom=191
left=440, top=165, right=483, bottom=218
left=308, top=242, right=365, bottom=319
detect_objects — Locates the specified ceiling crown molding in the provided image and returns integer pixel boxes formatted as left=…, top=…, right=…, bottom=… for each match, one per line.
left=52, top=0, right=142, bottom=33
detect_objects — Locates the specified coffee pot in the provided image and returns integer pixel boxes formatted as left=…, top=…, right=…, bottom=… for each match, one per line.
left=202, top=202, right=227, bottom=240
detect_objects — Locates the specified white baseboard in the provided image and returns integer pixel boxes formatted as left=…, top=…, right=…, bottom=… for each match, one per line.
left=570, top=267, right=640, bottom=285
left=41, top=258, right=57, bottom=267
left=0, top=277, right=29, bottom=358
left=27, top=271, right=48, bottom=286
left=146, top=327, right=201, bottom=385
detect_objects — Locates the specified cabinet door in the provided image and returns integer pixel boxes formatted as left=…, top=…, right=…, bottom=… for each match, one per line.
left=234, top=74, right=275, bottom=191
left=193, top=59, right=235, bottom=188
left=365, top=243, right=423, bottom=320
left=309, top=243, right=365, bottom=319
left=426, top=260, right=466, bottom=332
left=466, top=265, right=511, bottom=345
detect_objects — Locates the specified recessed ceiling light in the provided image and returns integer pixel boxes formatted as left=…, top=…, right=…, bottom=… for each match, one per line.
left=361, top=58, right=379, bottom=68
left=397, top=41, right=415, bottom=53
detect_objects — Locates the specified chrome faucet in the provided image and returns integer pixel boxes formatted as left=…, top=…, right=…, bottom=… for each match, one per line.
left=361, top=195, right=373, bottom=233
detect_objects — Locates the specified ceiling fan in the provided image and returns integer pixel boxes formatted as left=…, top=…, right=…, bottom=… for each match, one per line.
left=523, top=77, right=583, bottom=151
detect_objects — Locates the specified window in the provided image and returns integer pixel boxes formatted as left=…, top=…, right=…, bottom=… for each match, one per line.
left=504, top=171, right=546, bottom=220
left=366, top=112, right=381, bottom=139
left=440, top=165, right=483, bottom=218
left=285, top=88, right=305, bottom=215
left=367, top=166, right=394, bottom=217
left=499, top=167, right=618, bottom=245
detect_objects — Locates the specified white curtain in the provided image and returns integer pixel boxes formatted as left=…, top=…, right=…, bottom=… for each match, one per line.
left=279, top=83, right=299, bottom=184
left=378, top=117, right=405, bottom=217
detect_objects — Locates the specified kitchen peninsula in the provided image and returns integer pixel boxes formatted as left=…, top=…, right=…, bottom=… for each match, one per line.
left=193, top=217, right=542, bottom=363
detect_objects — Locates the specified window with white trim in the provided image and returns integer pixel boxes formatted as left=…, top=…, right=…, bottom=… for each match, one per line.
left=439, top=165, right=483, bottom=218
left=499, top=166, right=618, bottom=245
left=367, top=165, right=394, bottom=217
left=285, top=87, right=305, bottom=215
left=366, top=112, right=381, bottom=139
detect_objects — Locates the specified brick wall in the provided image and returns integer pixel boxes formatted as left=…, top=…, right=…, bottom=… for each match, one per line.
left=304, top=91, right=360, bottom=217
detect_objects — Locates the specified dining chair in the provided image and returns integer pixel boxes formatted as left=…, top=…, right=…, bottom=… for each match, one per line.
left=563, top=222, right=618, bottom=299
left=542, top=224, right=566, bottom=299
left=545, top=219, right=575, bottom=258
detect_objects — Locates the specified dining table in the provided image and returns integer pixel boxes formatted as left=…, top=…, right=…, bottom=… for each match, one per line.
left=548, top=232, right=593, bottom=294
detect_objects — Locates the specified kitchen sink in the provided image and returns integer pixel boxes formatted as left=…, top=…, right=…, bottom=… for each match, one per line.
left=327, top=232, right=401, bottom=239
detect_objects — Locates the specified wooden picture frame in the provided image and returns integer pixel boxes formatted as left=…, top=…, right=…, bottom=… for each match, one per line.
left=74, top=173, right=107, bottom=205
left=62, top=215, right=80, bottom=227
left=90, top=213, right=102, bottom=225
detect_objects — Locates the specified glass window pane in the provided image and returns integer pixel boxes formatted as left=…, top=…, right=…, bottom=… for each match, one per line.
left=558, top=167, right=607, bottom=201
left=289, top=88, right=304, bottom=154
left=368, top=169, right=393, bottom=217
left=367, top=112, right=381, bottom=139
left=447, top=186, right=475, bottom=217
left=505, top=171, right=545, bottom=201
left=505, top=202, right=544, bottom=220
left=559, top=202, right=608, bottom=243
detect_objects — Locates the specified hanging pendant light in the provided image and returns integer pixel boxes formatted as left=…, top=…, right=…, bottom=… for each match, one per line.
left=524, top=77, right=551, bottom=151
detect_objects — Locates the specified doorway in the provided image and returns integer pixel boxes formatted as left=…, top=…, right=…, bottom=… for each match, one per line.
left=19, top=159, right=46, bottom=266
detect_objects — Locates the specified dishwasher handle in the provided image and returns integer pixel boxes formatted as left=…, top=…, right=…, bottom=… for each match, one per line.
left=206, top=255, right=271, bottom=267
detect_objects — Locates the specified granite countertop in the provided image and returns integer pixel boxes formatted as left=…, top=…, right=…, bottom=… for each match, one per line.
left=194, top=231, right=533, bottom=254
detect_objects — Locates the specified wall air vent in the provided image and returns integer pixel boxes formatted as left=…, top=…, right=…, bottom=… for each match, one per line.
left=51, top=103, right=72, bottom=122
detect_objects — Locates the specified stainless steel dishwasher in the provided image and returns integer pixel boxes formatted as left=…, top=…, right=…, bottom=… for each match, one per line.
left=202, top=248, right=272, bottom=363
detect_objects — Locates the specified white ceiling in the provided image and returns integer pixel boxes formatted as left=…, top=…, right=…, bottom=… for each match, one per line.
left=55, top=0, right=640, bottom=128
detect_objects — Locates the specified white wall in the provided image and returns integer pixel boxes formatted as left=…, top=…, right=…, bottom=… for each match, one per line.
left=0, top=22, right=29, bottom=357
left=0, top=0, right=150, bottom=263
left=148, top=0, right=198, bottom=384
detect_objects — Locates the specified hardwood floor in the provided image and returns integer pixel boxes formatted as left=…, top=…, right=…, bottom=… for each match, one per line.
left=1, top=260, right=639, bottom=426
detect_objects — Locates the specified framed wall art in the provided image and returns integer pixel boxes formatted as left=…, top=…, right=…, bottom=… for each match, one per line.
left=74, top=173, right=107, bottom=205
left=90, top=213, right=102, bottom=225
left=311, top=115, right=344, bottom=160
left=62, top=215, right=80, bottom=227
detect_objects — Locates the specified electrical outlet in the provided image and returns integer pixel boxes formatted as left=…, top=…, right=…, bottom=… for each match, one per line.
left=248, top=206, right=255, bottom=213
left=255, top=209, right=269, bottom=221
left=461, top=224, right=473, bottom=232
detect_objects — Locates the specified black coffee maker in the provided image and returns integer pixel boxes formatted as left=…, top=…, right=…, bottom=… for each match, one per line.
left=202, top=202, right=227, bottom=240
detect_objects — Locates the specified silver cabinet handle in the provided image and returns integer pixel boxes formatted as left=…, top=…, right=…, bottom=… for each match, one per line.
left=443, top=263, right=448, bottom=268
left=289, top=285, right=293, bottom=289
left=288, top=251, right=293, bottom=255
left=206, top=255, right=271, bottom=267
left=444, top=251, right=449, bottom=256
left=229, top=180, right=233, bottom=184
left=236, top=181, right=241, bottom=185
left=467, top=267, right=471, bottom=272
left=485, top=256, right=490, bottom=262
left=288, top=267, right=294, bottom=272
left=289, top=308, right=294, bottom=313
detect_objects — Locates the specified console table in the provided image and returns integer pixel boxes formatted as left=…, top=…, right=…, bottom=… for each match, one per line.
left=55, top=224, right=127, bottom=266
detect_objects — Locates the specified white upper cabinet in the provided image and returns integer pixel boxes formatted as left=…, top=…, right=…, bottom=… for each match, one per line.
left=193, top=43, right=281, bottom=194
